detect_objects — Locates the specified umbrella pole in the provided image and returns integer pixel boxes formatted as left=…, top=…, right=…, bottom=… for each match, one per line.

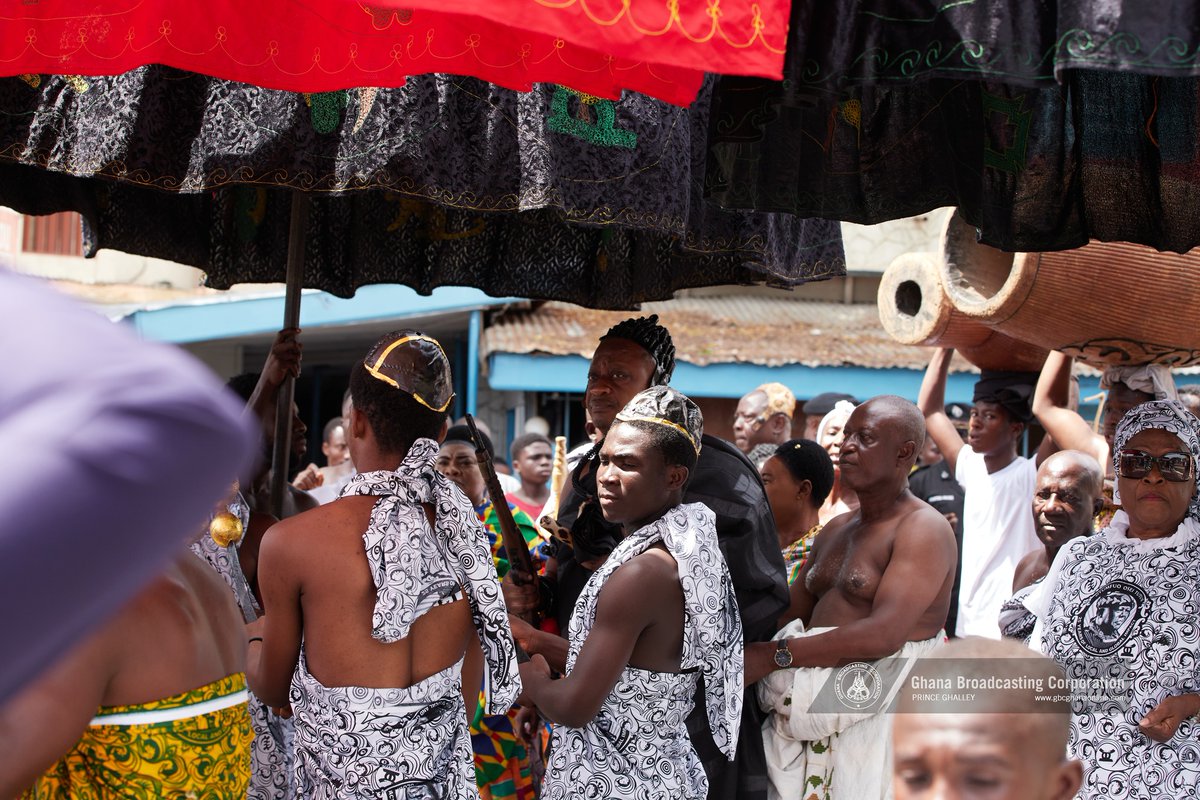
left=268, top=193, right=310, bottom=519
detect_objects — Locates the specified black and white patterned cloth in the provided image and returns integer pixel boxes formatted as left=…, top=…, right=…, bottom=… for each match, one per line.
left=191, top=494, right=295, bottom=800
left=542, top=502, right=743, bottom=800
left=1027, top=401, right=1200, bottom=799
left=288, top=438, right=520, bottom=798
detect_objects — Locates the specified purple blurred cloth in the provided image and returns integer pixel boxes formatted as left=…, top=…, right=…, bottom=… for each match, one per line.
left=0, top=269, right=257, bottom=702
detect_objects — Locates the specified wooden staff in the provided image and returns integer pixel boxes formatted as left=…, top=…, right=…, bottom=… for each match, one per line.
left=464, top=414, right=538, bottom=588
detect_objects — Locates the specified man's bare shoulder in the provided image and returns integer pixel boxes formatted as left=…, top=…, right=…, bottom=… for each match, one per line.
left=892, top=495, right=956, bottom=559
left=267, top=494, right=377, bottom=536
left=603, top=547, right=680, bottom=599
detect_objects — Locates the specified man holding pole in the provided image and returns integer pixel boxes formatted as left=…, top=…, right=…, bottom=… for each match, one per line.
left=437, top=424, right=546, bottom=800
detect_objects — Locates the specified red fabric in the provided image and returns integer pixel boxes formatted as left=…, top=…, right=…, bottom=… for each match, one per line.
left=392, top=0, right=791, bottom=79
left=0, top=1, right=704, bottom=104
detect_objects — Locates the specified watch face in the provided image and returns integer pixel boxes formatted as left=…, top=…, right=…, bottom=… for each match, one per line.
left=773, top=644, right=793, bottom=668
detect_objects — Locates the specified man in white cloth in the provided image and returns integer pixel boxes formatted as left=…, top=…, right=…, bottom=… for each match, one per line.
left=519, top=385, right=744, bottom=799
left=745, top=396, right=957, bottom=800
left=247, top=331, right=521, bottom=799
left=1028, top=400, right=1200, bottom=799
left=920, top=350, right=1050, bottom=637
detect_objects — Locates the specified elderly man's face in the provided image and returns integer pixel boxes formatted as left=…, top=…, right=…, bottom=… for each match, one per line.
left=584, top=338, right=656, bottom=435
left=732, top=391, right=769, bottom=453
left=1117, top=428, right=1195, bottom=536
left=837, top=402, right=902, bottom=491
left=1031, top=457, right=1100, bottom=549
left=893, top=712, right=1081, bottom=800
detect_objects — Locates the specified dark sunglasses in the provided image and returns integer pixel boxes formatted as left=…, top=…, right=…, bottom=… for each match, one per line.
left=1117, top=450, right=1194, bottom=482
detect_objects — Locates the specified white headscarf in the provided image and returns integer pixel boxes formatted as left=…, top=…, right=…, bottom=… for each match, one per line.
left=1100, top=365, right=1178, bottom=401
left=1112, top=400, right=1200, bottom=521
left=816, top=400, right=856, bottom=447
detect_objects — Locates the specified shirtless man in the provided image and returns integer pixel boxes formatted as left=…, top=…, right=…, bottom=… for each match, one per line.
left=892, top=637, right=1082, bottom=800
left=0, top=546, right=252, bottom=798
left=248, top=331, right=519, bottom=798
left=748, top=396, right=956, bottom=800
left=999, top=451, right=1103, bottom=643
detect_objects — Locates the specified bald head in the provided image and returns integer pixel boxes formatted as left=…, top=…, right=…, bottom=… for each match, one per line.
left=1032, top=450, right=1104, bottom=549
left=893, top=638, right=1080, bottom=800
left=1039, top=450, right=1103, bottom=497
left=864, top=395, right=926, bottom=468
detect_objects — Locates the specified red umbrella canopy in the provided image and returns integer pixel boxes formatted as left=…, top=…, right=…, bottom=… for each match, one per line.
left=0, top=0, right=713, bottom=104
left=390, top=0, right=792, bottom=79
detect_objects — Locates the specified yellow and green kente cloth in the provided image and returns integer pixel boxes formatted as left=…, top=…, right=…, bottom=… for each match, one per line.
left=22, top=673, right=252, bottom=799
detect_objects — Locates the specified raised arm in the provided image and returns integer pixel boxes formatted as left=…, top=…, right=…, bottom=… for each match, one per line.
left=1032, top=352, right=1104, bottom=462
left=917, top=348, right=965, bottom=474
left=0, top=271, right=257, bottom=703
left=519, top=554, right=664, bottom=728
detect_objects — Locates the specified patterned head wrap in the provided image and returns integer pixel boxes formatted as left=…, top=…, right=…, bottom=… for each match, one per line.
left=363, top=330, right=455, bottom=412
left=1101, top=364, right=1178, bottom=402
left=1112, top=400, right=1200, bottom=521
left=601, top=314, right=676, bottom=385
left=754, top=382, right=796, bottom=420
left=615, top=385, right=704, bottom=454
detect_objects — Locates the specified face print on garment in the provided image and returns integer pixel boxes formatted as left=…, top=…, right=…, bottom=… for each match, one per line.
left=1073, top=579, right=1148, bottom=657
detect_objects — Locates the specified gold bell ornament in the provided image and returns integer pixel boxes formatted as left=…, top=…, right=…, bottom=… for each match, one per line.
left=209, top=511, right=244, bottom=548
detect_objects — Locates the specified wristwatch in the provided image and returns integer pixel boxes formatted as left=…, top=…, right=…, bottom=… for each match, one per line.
left=773, top=639, right=794, bottom=669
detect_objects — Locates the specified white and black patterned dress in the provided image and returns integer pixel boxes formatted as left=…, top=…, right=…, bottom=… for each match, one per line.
left=541, top=502, right=743, bottom=800
left=1029, top=512, right=1200, bottom=799
left=288, top=439, right=521, bottom=799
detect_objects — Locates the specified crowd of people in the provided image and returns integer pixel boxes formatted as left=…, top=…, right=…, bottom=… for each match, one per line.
left=4, top=290, right=1200, bottom=800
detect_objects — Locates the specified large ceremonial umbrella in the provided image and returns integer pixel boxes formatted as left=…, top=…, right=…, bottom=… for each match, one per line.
left=704, top=0, right=1200, bottom=253
left=0, top=0, right=791, bottom=106
left=0, top=64, right=842, bottom=513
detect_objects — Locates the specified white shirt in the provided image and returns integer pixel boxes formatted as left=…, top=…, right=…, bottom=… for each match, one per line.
left=954, top=446, right=1040, bottom=637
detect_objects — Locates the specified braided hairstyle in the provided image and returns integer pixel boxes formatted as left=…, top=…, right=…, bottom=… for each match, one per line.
left=601, top=314, right=676, bottom=385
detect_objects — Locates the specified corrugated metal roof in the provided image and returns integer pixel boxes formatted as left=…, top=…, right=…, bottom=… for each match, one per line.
left=482, top=297, right=970, bottom=371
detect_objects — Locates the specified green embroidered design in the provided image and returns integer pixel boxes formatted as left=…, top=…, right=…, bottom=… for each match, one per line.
left=306, top=90, right=348, bottom=134
left=982, top=91, right=1032, bottom=172
left=548, top=87, right=637, bottom=149
left=233, top=187, right=268, bottom=242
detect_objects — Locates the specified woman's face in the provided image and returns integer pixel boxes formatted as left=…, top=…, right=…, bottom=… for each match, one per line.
left=761, top=455, right=804, bottom=529
left=1117, top=428, right=1195, bottom=535
left=820, top=414, right=850, bottom=465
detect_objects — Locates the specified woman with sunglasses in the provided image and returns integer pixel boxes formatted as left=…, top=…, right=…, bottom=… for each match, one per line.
left=1027, top=400, right=1200, bottom=799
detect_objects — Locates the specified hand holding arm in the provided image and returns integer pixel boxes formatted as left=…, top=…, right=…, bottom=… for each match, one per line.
left=519, top=556, right=660, bottom=727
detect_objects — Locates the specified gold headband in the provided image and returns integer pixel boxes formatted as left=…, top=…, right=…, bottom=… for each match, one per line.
left=364, top=334, right=455, bottom=412
left=614, top=413, right=702, bottom=454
